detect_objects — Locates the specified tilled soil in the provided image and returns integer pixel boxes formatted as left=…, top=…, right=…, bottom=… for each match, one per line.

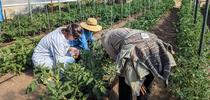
left=0, top=9, right=144, bottom=100
left=0, top=4, right=180, bottom=100
left=0, top=70, right=36, bottom=100
left=108, top=8, right=179, bottom=100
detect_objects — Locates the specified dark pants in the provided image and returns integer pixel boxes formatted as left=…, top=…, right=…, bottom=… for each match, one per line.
left=119, top=74, right=154, bottom=100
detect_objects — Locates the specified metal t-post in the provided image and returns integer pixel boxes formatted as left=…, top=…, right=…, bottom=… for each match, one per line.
left=28, top=0, right=32, bottom=20
left=77, top=0, right=82, bottom=20
left=198, top=0, right=209, bottom=56
left=45, top=0, right=51, bottom=30
left=3, top=10, right=7, bottom=21
left=58, top=0, right=61, bottom=18
left=194, top=0, right=199, bottom=24
left=93, top=0, right=96, bottom=13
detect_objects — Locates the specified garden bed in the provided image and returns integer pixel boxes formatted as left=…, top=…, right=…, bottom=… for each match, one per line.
left=0, top=0, right=209, bottom=99
left=0, top=0, right=172, bottom=77
left=0, top=0, right=152, bottom=43
left=0, top=0, right=176, bottom=99
left=170, top=0, right=210, bottom=99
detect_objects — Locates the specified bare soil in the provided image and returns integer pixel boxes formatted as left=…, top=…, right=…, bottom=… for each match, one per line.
left=111, top=12, right=143, bottom=29
left=0, top=3, right=180, bottom=100
left=150, top=8, right=179, bottom=48
left=94, top=12, right=143, bottom=40
left=108, top=8, right=179, bottom=100
left=148, top=8, right=179, bottom=100
left=0, top=70, right=37, bottom=100
left=0, top=41, right=15, bottom=48
left=0, top=9, right=144, bottom=100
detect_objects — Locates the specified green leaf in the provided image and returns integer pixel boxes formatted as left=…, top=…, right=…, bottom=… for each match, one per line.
left=86, top=78, right=94, bottom=85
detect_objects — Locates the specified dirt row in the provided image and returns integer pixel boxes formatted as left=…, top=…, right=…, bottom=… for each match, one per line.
left=0, top=10, right=145, bottom=100
left=148, top=8, right=179, bottom=100
left=1, top=1, right=209, bottom=100
left=0, top=7, right=180, bottom=100
left=108, top=7, right=179, bottom=100
left=0, top=5, right=180, bottom=100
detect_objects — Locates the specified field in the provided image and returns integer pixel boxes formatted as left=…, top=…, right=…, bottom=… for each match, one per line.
left=0, top=0, right=209, bottom=99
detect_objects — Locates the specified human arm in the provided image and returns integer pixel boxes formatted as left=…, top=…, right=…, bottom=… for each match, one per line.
left=79, top=33, right=90, bottom=50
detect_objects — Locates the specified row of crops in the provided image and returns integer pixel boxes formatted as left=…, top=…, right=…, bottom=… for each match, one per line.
left=0, top=0, right=156, bottom=43
left=0, top=0, right=169, bottom=76
left=170, top=0, right=210, bottom=99
left=26, top=42, right=117, bottom=99
left=0, top=0, right=209, bottom=99
left=27, top=0, right=176, bottom=100
left=0, top=0, right=143, bottom=75
left=25, top=0, right=174, bottom=98
left=0, top=0, right=173, bottom=98
left=26, top=0, right=175, bottom=99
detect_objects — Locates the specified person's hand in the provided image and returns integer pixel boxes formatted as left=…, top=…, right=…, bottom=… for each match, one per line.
left=140, top=84, right=147, bottom=95
left=69, top=47, right=80, bottom=59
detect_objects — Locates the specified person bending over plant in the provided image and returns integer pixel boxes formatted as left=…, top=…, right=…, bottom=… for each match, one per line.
left=69, top=18, right=102, bottom=50
left=101, top=28, right=176, bottom=100
left=32, top=23, right=81, bottom=69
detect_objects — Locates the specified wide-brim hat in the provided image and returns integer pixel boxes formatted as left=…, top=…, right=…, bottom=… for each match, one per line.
left=80, top=18, right=102, bottom=32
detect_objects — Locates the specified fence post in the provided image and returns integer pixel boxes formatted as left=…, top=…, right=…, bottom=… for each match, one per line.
left=198, top=0, right=209, bottom=56
left=28, top=0, right=32, bottom=20
left=111, top=2, right=113, bottom=26
left=58, top=0, right=61, bottom=17
left=45, top=0, right=51, bottom=31
left=77, top=0, right=82, bottom=20
left=93, top=0, right=96, bottom=14
left=3, top=10, right=7, bottom=21
left=194, top=0, right=199, bottom=24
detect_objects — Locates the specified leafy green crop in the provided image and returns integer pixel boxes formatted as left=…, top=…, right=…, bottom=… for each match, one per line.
left=0, top=36, right=41, bottom=76
left=125, top=0, right=173, bottom=30
left=26, top=41, right=116, bottom=99
left=170, top=0, right=210, bottom=99
left=0, top=0, right=158, bottom=42
left=0, top=0, right=171, bottom=76
left=25, top=0, right=175, bottom=97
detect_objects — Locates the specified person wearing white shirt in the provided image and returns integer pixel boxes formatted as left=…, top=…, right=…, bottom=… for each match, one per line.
left=32, top=24, right=81, bottom=68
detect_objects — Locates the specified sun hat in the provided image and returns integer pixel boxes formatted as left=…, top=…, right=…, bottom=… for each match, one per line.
left=80, top=18, right=102, bottom=32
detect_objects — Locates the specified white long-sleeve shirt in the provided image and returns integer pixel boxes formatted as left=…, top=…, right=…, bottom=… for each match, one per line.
left=32, top=28, right=72, bottom=68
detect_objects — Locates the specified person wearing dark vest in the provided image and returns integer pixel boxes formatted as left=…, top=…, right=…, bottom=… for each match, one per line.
left=101, top=28, right=176, bottom=100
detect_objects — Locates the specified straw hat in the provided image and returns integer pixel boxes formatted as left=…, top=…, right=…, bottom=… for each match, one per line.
left=80, top=18, right=102, bottom=32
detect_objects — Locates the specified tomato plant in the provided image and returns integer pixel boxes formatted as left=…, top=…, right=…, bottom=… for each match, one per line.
left=0, top=0, right=169, bottom=76
left=0, top=0, right=161, bottom=42
left=26, top=41, right=116, bottom=99
left=0, top=36, right=41, bottom=76
left=125, top=0, right=173, bottom=30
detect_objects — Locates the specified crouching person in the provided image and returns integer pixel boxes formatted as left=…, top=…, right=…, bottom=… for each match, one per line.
left=32, top=23, right=81, bottom=68
left=101, top=28, right=176, bottom=100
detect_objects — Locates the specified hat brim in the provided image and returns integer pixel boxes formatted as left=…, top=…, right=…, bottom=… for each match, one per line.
left=80, top=22, right=102, bottom=32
